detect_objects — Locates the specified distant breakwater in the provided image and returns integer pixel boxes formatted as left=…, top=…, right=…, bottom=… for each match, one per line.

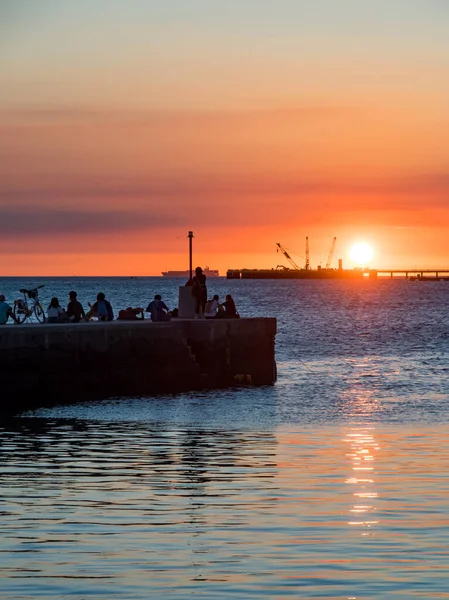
left=1, top=318, right=277, bottom=415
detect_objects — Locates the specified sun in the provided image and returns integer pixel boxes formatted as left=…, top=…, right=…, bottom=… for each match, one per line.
left=350, top=242, right=374, bottom=266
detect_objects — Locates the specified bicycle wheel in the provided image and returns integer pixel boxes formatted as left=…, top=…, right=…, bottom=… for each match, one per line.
left=34, top=303, right=46, bottom=323
left=13, top=301, right=28, bottom=324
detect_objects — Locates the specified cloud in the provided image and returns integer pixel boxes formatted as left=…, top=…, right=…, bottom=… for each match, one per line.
left=0, top=107, right=106, bottom=122
left=0, top=207, right=184, bottom=238
left=0, top=105, right=355, bottom=125
left=1, top=170, right=448, bottom=209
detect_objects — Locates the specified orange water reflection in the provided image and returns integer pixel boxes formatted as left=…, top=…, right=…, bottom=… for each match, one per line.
left=343, top=427, right=380, bottom=534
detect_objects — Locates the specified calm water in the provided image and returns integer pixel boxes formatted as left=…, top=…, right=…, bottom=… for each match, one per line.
left=1, top=277, right=449, bottom=599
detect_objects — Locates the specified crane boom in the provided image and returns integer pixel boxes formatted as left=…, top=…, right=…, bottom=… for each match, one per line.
left=305, top=237, right=310, bottom=270
left=325, top=237, right=337, bottom=269
left=276, top=243, right=300, bottom=270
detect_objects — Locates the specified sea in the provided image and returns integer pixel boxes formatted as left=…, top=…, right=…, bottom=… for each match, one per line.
left=1, top=276, right=449, bottom=599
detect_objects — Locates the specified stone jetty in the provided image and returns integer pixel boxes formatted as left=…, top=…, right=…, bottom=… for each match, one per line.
left=0, top=318, right=277, bottom=414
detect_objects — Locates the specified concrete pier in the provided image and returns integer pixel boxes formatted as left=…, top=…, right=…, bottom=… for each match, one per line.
left=0, top=318, right=277, bottom=414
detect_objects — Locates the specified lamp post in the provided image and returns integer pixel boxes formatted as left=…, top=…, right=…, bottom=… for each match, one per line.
left=188, top=231, right=194, bottom=281
left=178, top=231, right=196, bottom=318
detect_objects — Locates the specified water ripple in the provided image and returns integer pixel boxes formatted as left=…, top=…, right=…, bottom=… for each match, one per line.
left=2, top=277, right=449, bottom=597
left=1, top=421, right=449, bottom=598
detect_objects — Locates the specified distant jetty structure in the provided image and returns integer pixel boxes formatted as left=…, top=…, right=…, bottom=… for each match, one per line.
left=1, top=319, right=277, bottom=415
left=227, top=256, right=366, bottom=279
left=227, top=263, right=363, bottom=279
left=227, top=239, right=449, bottom=280
left=226, top=267, right=449, bottom=280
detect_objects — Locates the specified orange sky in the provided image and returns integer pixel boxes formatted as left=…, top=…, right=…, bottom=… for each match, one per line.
left=1, top=1, right=448, bottom=275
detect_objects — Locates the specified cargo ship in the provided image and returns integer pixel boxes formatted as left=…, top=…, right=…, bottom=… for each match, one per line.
left=162, top=265, right=219, bottom=277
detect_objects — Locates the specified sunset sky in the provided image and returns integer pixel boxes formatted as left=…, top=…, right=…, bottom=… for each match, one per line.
left=1, top=0, right=448, bottom=275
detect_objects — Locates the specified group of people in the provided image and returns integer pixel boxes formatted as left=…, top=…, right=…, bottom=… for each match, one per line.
left=204, top=294, right=239, bottom=319
left=47, top=292, right=174, bottom=324
left=118, top=295, right=171, bottom=322
left=0, top=266, right=240, bottom=325
left=45, top=291, right=169, bottom=324
left=46, top=291, right=113, bottom=323
left=188, top=266, right=239, bottom=319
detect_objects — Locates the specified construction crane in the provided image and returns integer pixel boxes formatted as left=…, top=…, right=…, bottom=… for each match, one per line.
left=305, top=237, right=310, bottom=270
left=276, top=243, right=301, bottom=270
left=325, top=237, right=337, bottom=269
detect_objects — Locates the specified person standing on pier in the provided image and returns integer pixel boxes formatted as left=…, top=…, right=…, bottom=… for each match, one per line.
left=192, top=266, right=207, bottom=318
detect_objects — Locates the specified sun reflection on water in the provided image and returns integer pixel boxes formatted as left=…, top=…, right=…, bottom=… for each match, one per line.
left=343, top=427, right=380, bottom=534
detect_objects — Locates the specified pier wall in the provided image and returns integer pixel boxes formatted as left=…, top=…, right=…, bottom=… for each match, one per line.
left=0, top=318, right=277, bottom=414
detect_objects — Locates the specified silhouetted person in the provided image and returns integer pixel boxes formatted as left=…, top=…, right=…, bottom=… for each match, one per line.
left=192, top=266, right=207, bottom=318
left=66, top=290, right=86, bottom=323
left=146, top=294, right=170, bottom=322
left=221, top=294, right=239, bottom=318
left=204, top=294, right=222, bottom=319
left=86, top=292, right=114, bottom=321
left=0, top=293, right=19, bottom=324
left=47, top=297, right=67, bottom=323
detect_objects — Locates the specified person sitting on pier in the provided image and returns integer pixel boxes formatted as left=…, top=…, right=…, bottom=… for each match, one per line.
left=220, top=294, right=240, bottom=318
left=66, top=290, right=87, bottom=323
left=204, top=295, right=222, bottom=319
left=0, top=293, right=19, bottom=325
left=146, top=294, right=170, bottom=322
left=86, top=292, right=114, bottom=321
left=118, top=306, right=144, bottom=320
left=47, top=297, right=68, bottom=323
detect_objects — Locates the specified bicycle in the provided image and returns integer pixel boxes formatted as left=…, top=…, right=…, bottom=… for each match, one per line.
left=13, top=285, right=46, bottom=324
